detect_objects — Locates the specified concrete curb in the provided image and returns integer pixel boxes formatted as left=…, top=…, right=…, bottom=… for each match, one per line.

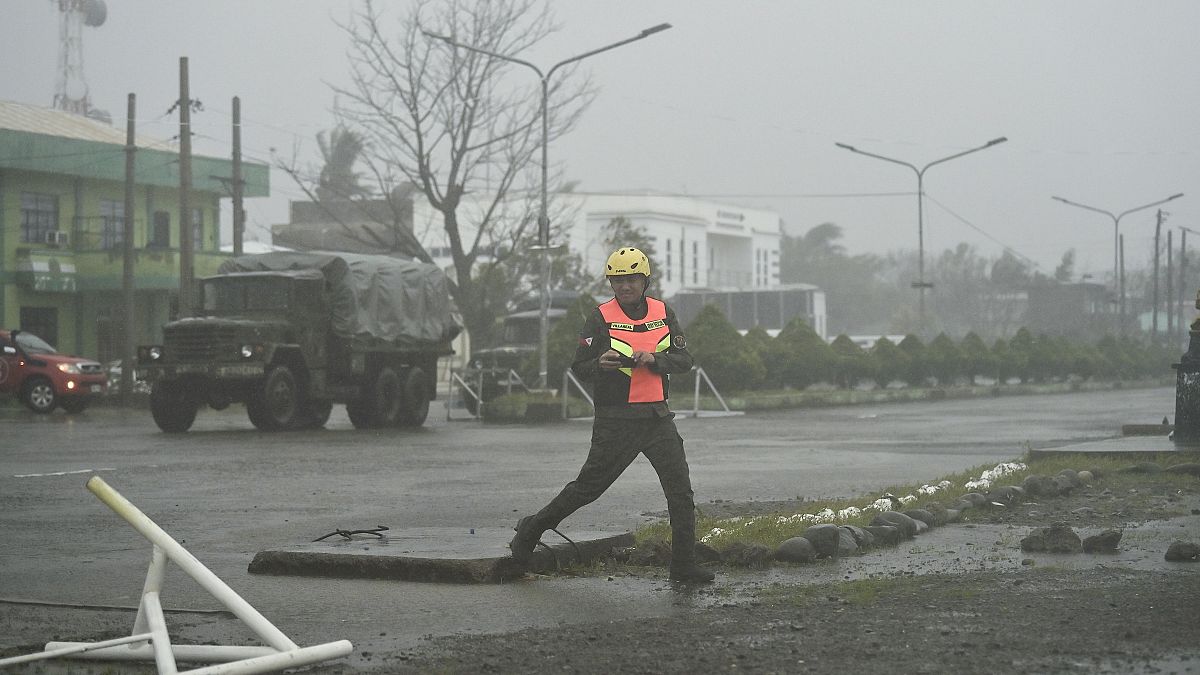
left=248, top=528, right=635, bottom=584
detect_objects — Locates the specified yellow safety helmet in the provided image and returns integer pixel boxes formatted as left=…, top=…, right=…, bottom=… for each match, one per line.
left=605, top=247, right=651, bottom=278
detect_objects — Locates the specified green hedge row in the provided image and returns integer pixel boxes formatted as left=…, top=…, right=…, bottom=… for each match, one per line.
left=679, top=304, right=1181, bottom=393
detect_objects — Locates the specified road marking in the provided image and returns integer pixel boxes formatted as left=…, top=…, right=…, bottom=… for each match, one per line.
left=13, top=468, right=116, bottom=478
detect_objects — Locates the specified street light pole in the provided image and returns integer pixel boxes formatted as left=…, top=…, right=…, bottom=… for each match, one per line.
left=425, top=23, right=671, bottom=389
left=1051, top=192, right=1184, bottom=332
left=834, top=136, right=1007, bottom=333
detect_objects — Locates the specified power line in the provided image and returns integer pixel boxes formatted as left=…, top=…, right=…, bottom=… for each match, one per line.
left=923, top=192, right=1044, bottom=271
left=665, top=191, right=916, bottom=199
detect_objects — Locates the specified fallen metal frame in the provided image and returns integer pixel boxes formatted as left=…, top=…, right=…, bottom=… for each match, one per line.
left=689, top=366, right=742, bottom=418
left=0, top=476, right=353, bottom=674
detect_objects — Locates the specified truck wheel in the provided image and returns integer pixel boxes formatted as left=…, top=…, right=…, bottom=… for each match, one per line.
left=255, top=365, right=302, bottom=430
left=370, top=367, right=403, bottom=426
left=346, top=400, right=373, bottom=429
left=300, top=400, right=333, bottom=429
left=457, top=384, right=480, bottom=416
left=60, top=397, right=89, bottom=414
left=246, top=398, right=273, bottom=430
left=397, top=367, right=431, bottom=427
left=21, top=376, right=58, bottom=414
left=150, top=381, right=197, bottom=433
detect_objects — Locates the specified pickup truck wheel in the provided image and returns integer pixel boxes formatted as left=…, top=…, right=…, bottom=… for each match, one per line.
left=370, top=367, right=403, bottom=426
left=150, top=381, right=197, bottom=433
left=300, top=400, right=333, bottom=429
left=60, top=397, right=89, bottom=414
left=258, top=365, right=301, bottom=430
left=21, top=376, right=58, bottom=414
left=397, top=367, right=430, bottom=427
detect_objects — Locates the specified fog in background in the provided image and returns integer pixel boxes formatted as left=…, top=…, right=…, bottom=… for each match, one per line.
left=2, top=0, right=1197, bottom=281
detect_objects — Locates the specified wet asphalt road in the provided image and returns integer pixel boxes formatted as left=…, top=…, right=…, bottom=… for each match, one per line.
left=0, top=386, right=1175, bottom=666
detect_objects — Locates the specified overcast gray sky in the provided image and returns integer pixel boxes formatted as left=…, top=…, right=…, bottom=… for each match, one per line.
left=3, top=1, right=1197, bottom=281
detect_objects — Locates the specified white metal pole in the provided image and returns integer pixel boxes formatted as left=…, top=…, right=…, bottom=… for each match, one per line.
left=0, top=634, right=153, bottom=667
left=142, top=591, right=180, bottom=674
left=183, top=641, right=354, bottom=675
left=133, top=545, right=168, bottom=636
left=43, top=642, right=279, bottom=663
left=86, top=476, right=299, bottom=652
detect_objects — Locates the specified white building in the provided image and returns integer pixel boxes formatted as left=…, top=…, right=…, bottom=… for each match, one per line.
left=561, top=191, right=782, bottom=298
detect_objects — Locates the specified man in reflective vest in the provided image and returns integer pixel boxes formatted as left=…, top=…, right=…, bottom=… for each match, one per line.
left=509, top=247, right=714, bottom=583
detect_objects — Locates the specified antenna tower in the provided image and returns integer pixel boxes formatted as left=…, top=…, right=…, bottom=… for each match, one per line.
left=53, top=0, right=109, bottom=122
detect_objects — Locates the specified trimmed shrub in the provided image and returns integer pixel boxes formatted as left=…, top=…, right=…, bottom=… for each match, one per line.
left=829, top=334, right=874, bottom=389
left=744, top=325, right=790, bottom=389
left=870, top=336, right=909, bottom=388
left=925, top=333, right=962, bottom=386
left=684, top=304, right=766, bottom=392
left=959, top=332, right=994, bottom=384
left=897, top=334, right=928, bottom=387
left=776, top=318, right=834, bottom=389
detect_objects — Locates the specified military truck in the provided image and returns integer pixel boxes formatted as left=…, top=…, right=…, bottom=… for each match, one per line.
left=138, top=252, right=461, bottom=433
left=456, top=290, right=585, bottom=413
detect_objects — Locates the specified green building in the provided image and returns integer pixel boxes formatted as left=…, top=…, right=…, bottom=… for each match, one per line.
left=0, top=100, right=269, bottom=361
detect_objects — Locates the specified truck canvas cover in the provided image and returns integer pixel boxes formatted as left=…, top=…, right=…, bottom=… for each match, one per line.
left=218, top=252, right=462, bottom=349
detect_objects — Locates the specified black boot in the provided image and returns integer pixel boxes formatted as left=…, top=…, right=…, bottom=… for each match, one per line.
left=667, top=497, right=714, bottom=583
left=508, top=515, right=544, bottom=570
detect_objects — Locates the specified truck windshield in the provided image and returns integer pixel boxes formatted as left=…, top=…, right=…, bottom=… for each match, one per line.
left=14, top=332, right=57, bottom=354
left=202, top=278, right=291, bottom=313
left=503, top=318, right=540, bottom=345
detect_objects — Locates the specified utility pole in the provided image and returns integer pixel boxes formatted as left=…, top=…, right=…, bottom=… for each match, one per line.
left=1153, top=209, right=1163, bottom=343
left=1119, top=235, right=1126, bottom=336
left=121, top=93, right=137, bottom=403
left=178, top=56, right=194, bottom=317
left=232, top=96, right=244, bottom=256
left=1181, top=229, right=1191, bottom=347
left=1168, top=229, right=1174, bottom=343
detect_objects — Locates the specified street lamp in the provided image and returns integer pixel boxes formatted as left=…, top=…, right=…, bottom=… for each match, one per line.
left=835, top=136, right=1007, bottom=332
left=425, top=22, right=672, bottom=389
left=1051, top=192, right=1184, bottom=329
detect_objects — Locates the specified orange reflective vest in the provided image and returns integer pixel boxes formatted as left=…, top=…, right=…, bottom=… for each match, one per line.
left=598, top=297, right=673, bottom=403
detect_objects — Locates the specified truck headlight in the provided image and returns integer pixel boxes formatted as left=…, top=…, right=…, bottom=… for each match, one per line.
left=58, top=362, right=81, bottom=374
left=241, top=344, right=255, bottom=359
left=148, top=346, right=163, bottom=360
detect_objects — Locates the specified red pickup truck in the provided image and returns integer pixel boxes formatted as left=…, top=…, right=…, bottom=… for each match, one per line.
left=0, top=329, right=107, bottom=414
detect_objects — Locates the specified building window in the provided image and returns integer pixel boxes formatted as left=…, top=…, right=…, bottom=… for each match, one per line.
left=21, top=192, right=59, bottom=244
left=665, top=239, right=672, bottom=282
left=192, top=208, right=204, bottom=251
left=100, top=200, right=125, bottom=250
left=692, top=242, right=699, bottom=284
left=150, top=211, right=171, bottom=248
left=19, top=307, right=58, bottom=347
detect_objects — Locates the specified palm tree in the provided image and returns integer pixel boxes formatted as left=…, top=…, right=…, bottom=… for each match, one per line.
left=316, top=126, right=368, bottom=202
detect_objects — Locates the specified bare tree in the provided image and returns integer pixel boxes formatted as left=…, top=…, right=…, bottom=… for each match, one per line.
left=323, top=0, right=594, bottom=345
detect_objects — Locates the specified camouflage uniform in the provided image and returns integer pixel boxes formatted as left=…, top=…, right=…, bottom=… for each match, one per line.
left=510, top=296, right=712, bottom=581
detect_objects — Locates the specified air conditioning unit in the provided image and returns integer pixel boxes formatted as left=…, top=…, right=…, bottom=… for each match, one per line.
left=43, top=231, right=70, bottom=247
